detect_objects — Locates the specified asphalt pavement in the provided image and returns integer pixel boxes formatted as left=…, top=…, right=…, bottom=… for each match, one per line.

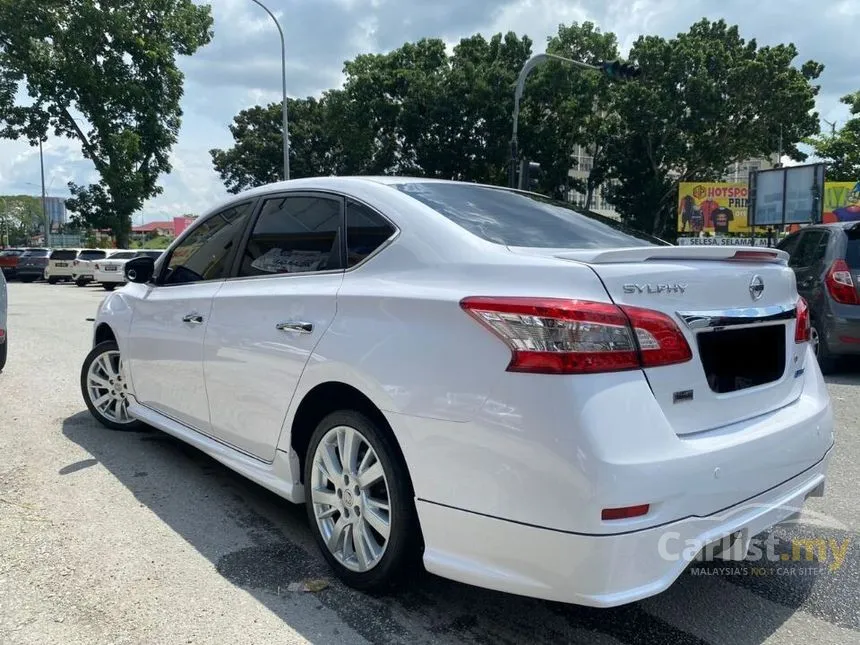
left=1, top=281, right=859, bottom=645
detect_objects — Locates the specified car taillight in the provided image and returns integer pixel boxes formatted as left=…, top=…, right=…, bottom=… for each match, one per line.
left=825, top=259, right=860, bottom=305
left=795, top=297, right=810, bottom=343
left=460, top=297, right=693, bottom=374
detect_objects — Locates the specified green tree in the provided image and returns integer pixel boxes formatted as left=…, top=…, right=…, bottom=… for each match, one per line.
left=211, top=33, right=533, bottom=191
left=603, top=19, right=823, bottom=237
left=809, top=92, right=860, bottom=181
left=0, top=0, right=213, bottom=247
left=521, top=22, right=620, bottom=200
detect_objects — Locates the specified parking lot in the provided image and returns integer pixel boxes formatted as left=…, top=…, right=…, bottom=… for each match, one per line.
left=1, top=280, right=859, bottom=645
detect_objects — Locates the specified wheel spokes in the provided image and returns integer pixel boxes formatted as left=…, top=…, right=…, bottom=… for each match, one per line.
left=311, top=424, right=392, bottom=573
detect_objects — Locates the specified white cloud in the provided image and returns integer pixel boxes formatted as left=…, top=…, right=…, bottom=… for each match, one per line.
left=1, top=0, right=857, bottom=222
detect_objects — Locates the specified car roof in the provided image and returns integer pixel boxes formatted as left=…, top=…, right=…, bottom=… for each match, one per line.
left=797, top=222, right=860, bottom=232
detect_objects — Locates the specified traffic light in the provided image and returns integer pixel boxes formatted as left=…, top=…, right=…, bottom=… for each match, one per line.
left=600, top=59, right=641, bottom=81
left=518, top=160, right=542, bottom=191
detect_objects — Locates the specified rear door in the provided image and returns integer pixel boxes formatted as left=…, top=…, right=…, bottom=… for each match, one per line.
left=203, top=192, right=346, bottom=460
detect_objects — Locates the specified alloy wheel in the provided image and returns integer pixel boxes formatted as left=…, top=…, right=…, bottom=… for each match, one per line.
left=310, top=425, right=392, bottom=572
left=85, top=349, right=134, bottom=424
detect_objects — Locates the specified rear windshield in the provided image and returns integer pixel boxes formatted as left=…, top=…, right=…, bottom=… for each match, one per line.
left=0, top=250, right=23, bottom=257
left=50, top=250, right=78, bottom=260
left=138, top=251, right=163, bottom=258
left=107, top=251, right=138, bottom=260
left=846, top=228, right=860, bottom=269
left=80, top=250, right=107, bottom=260
left=394, top=182, right=665, bottom=249
left=22, top=249, right=50, bottom=257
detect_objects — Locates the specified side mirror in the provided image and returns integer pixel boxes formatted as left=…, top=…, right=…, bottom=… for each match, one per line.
left=125, top=256, right=155, bottom=283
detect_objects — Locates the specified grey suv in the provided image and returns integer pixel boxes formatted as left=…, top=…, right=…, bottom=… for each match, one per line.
left=778, top=222, right=860, bottom=372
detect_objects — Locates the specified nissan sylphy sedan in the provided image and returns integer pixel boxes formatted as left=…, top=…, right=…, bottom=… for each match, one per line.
left=80, top=177, right=833, bottom=607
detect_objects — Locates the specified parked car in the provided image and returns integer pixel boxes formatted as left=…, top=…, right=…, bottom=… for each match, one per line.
left=94, top=250, right=163, bottom=290
left=777, top=222, right=860, bottom=373
left=47, top=248, right=110, bottom=284
left=81, top=177, right=833, bottom=608
left=0, top=249, right=25, bottom=280
left=15, top=248, right=51, bottom=282
left=0, top=268, right=6, bottom=372
left=72, top=250, right=117, bottom=286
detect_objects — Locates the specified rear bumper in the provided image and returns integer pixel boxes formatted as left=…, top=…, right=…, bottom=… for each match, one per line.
left=95, top=271, right=125, bottom=283
left=419, top=446, right=832, bottom=607
left=16, top=267, right=45, bottom=278
left=825, top=314, right=860, bottom=355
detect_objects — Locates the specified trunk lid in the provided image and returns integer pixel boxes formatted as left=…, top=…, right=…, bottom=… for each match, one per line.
left=513, top=245, right=806, bottom=436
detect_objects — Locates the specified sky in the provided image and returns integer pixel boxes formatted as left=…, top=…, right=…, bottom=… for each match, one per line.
left=0, top=0, right=858, bottom=224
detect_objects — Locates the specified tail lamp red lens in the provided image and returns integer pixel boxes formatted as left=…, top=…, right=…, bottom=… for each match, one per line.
left=794, top=297, right=810, bottom=344
left=460, top=297, right=692, bottom=374
left=825, top=259, right=860, bottom=305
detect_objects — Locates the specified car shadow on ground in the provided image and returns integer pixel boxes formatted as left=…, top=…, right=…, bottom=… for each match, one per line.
left=62, top=411, right=851, bottom=645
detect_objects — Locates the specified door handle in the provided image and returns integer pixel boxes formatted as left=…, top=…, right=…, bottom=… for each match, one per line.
left=182, top=313, right=204, bottom=324
left=276, top=321, right=313, bottom=333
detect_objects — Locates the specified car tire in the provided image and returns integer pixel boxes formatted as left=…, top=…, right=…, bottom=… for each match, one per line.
left=0, top=335, right=7, bottom=373
left=80, top=341, right=145, bottom=431
left=75, top=278, right=88, bottom=287
left=19, top=276, right=34, bottom=283
left=811, top=320, right=838, bottom=375
left=304, top=410, right=420, bottom=592
left=103, top=283, right=116, bottom=291
left=47, top=277, right=58, bottom=285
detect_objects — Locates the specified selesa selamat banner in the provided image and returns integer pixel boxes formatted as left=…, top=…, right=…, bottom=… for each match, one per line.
left=677, top=183, right=750, bottom=234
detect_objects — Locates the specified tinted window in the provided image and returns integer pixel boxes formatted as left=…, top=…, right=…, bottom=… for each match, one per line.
left=347, top=200, right=395, bottom=267
left=789, top=231, right=827, bottom=268
left=50, top=250, right=77, bottom=260
left=80, top=250, right=107, bottom=260
left=846, top=228, right=860, bottom=270
left=137, top=251, right=163, bottom=259
left=161, top=202, right=254, bottom=285
left=106, top=251, right=138, bottom=260
left=22, top=249, right=50, bottom=257
left=238, top=195, right=343, bottom=277
left=395, top=182, right=664, bottom=249
left=777, top=233, right=801, bottom=256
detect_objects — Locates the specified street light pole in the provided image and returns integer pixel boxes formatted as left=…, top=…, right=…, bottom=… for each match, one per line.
left=249, top=0, right=290, bottom=181
left=39, top=139, right=51, bottom=247
left=509, top=53, right=601, bottom=188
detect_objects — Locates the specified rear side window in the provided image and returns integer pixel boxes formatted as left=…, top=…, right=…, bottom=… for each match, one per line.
left=846, top=228, right=860, bottom=269
left=237, top=195, right=343, bottom=277
left=789, top=231, right=828, bottom=268
left=50, top=250, right=77, bottom=260
left=79, top=250, right=107, bottom=260
left=347, top=200, right=396, bottom=267
left=395, top=182, right=664, bottom=249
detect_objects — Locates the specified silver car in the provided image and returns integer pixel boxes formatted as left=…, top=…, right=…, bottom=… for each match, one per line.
left=0, top=269, right=7, bottom=372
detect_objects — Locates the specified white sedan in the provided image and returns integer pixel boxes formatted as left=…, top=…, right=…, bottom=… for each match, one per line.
left=94, top=250, right=164, bottom=290
left=80, top=177, right=834, bottom=607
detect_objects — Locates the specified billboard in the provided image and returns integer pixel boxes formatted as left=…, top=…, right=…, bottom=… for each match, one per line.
left=748, top=163, right=826, bottom=226
left=677, top=183, right=751, bottom=234
left=823, top=181, right=860, bottom=223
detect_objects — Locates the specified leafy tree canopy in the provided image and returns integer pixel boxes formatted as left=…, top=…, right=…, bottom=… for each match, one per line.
left=808, top=92, right=860, bottom=182
left=0, top=0, right=213, bottom=247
